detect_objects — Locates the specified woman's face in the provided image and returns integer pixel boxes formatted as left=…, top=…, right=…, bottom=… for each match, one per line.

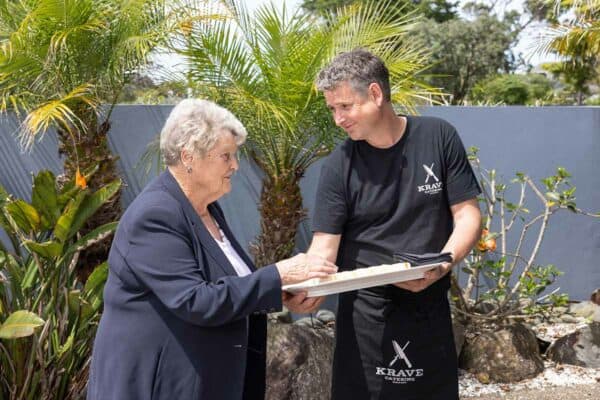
left=190, top=131, right=240, bottom=200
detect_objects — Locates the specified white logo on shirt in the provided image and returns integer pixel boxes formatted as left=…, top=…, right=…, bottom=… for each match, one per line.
left=423, top=163, right=439, bottom=183
left=417, top=163, right=443, bottom=195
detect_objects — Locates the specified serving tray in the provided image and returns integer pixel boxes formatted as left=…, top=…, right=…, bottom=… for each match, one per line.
left=281, top=262, right=442, bottom=297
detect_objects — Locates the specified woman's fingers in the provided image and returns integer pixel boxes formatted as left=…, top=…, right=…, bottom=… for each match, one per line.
left=276, top=253, right=338, bottom=285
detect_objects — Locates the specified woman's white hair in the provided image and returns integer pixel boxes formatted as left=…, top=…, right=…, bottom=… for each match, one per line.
left=160, top=98, right=248, bottom=166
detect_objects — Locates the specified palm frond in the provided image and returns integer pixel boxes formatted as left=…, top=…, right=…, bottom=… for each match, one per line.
left=535, top=0, right=600, bottom=58
left=20, top=83, right=99, bottom=149
left=0, top=0, right=216, bottom=146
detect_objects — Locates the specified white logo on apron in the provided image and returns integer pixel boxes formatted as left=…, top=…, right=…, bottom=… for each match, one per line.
left=389, top=340, right=412, bottom=368
left=375, top=339, right=424, bottom=384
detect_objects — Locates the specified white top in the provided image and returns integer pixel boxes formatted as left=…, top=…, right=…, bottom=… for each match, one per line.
left=215, top=228, right=252, bottom=277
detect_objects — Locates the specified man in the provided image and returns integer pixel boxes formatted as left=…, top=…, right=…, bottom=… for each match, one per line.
left=308, top=49, right=482, bottom=399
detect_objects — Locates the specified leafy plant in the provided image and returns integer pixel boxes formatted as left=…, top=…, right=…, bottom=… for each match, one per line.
left=0, top=169, right=120, bottom=399
left=411, top=5, right=521, bottom=104
left=469, top=73, right=554, bottom=105
left=536, top=0, right=600, bottom=105
left=451, top=147, right=599, bottom=325
left=0, top=0, right=212, bottom=279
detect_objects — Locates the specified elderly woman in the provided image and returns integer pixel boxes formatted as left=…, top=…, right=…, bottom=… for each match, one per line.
left=87, top=99, right=336, bottom=400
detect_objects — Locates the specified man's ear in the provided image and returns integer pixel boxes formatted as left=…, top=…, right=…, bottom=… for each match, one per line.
left=368, top=82, right=384, bottom=107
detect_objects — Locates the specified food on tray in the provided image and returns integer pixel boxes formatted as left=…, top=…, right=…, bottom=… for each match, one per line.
left=317, top=262, right=411, bottom=283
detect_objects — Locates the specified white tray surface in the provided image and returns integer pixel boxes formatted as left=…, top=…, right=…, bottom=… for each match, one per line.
left=281, top=262, right=442, bottom=297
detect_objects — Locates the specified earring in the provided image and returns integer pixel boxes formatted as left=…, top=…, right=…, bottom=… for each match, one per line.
left=186, top=166, right=192, bottom=174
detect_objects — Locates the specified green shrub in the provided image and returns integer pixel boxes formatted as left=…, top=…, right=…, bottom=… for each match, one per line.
left=452, top=148, right=599, bottom=325
left=0, top=169, right=120, bottom=399
left=470, top=74, right=554, bottom=105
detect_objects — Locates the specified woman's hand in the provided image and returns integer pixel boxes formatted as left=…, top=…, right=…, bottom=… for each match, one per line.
left=282, top=292, right=326, bottom=314
left=275, top=253, right=338, bottom=286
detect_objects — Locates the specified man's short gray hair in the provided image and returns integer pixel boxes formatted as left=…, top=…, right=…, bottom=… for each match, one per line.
left=316, top=49, right=391, bottom=102
left=160, top=98, right=247, bottom=166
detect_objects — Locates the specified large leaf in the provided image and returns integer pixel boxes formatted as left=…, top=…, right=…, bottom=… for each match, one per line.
left=23, top=240, right=63, bottom=260
left=20, top=259, right=39, bottom=291
left=68, top=289, right=93, bottom=321
left=53, top=192, right=86, bottom=243
left=31, top=170, right=60, bottom=230
left=83, top=261, right=109, bottom=313
left=4, top=200, right=41, bottom=233
left=0, top=310, right=44, bottom=339
left=56, top=332, right=75, bottom=359
left=68, top=179, right=121, bottom=239
left=0, top=184, right=9, bottom=203
left=3, top=253, right=24, bottom=303
left=64, top=221, right=118, bottom=257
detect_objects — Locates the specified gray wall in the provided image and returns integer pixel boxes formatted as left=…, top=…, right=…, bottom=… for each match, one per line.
left=1, top=106, right=599, bottom=300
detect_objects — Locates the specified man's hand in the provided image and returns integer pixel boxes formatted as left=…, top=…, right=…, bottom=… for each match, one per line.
left=282, top=291, right=326, bottom=314
left=393, top=262, right=452, bottom=292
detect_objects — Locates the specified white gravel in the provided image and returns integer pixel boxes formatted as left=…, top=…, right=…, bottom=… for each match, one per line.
left=459, top=362, right=600, bottom=397
left=530, top=321, right=590, bottom=343
left=459, top=318, right=600, bottom=398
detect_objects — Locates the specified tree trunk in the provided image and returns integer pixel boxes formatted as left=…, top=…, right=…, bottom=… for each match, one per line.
left=57, top=108, right=121, bottom=282
left=250, top=169, right=306, bottom=268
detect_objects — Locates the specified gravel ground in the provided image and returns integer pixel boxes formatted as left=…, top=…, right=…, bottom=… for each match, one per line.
left=459, top=320, right=600, bottom=399
left=458, top=363, right=600, bottom=398
left=462, top=383, right=600, bottom=399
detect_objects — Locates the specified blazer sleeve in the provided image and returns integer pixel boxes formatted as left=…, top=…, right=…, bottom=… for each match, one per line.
left=119, top=200, right=283, bottom=327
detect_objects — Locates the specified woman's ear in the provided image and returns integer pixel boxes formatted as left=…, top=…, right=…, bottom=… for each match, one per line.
left=180, top=149, right=194, bottom=169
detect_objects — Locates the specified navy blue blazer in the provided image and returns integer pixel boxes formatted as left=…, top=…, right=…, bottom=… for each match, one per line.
left=87, top=169, right=282, bottom=400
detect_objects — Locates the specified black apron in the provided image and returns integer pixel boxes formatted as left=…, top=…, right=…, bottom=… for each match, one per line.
left=331, top=281, right=458, bottom=400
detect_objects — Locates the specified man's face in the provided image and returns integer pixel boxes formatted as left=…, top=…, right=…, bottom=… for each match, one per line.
left=323, top=81, right=382, bottom=141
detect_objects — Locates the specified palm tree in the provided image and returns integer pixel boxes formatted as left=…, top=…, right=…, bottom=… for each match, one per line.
left=543, top=1, right=600, bottom=55
left=537, top=0, right=599, bottom=104
left=0, top=0, right=212, bottom=277
left=182, top=0, right=440, bottom=266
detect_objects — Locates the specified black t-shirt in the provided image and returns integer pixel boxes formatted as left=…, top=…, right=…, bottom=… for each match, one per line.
left=312, top=115, right=480, bottom=277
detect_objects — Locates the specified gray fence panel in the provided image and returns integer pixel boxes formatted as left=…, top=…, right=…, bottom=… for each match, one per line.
left=1, top=106, right=598, bottom=300
left=419, top=106, right=600, bottom=301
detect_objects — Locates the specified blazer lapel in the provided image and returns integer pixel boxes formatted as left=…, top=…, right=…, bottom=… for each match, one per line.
left=159, top=170, right=238, bottom=277
left=209, top=202, right=258, bottom=272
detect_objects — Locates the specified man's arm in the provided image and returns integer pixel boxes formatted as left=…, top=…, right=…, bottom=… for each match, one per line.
left=439, top=198, right=482, bottom=265
left=283, top=232, right=342, bottom=313
left=394, top=198, right=481, bottom=292
left=308, top=232, right=342, bottom=263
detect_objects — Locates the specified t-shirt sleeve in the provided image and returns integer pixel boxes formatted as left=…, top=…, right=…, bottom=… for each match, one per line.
left=311, top=157, right=348, bottom=234
left=443, top=127, right=481, bottom=205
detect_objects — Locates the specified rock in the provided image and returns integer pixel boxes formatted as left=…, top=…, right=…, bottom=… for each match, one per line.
left=269, top=309, right=293, bottom=324
left=591, top=288, right=600, bottom=305
left=560, top=314, right=579, bottom=324
left=315, top=309, right=336, bottom=324
left=546, top=322, right=600, bottom=368
left=476, top=372, right=491, bottom=384
left=266, top=322, right=334, bottom=400
left=554, top=306, right=569, bottom=314
left=452, top=319, right=466, bottom=357
left=459, top=323, right=544, bottom=383
left=570, top=301, right=600, bottom=321
left=294, top=316, right=325, bottom=329
left=537, top=337, right=552, bottom=354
